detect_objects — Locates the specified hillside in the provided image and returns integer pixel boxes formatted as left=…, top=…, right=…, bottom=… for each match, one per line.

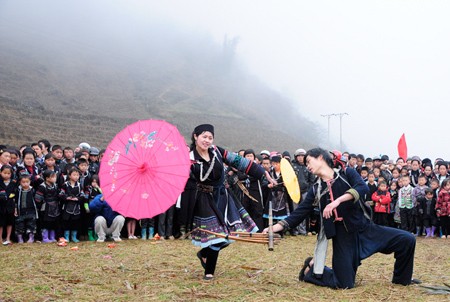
left=0, top=3, right=322, bottom=153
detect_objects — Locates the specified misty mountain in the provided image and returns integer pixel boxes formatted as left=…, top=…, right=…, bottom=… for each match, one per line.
left=0, top=2, right=322, bottom=153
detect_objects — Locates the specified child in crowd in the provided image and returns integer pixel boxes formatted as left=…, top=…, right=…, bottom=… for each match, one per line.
left=77, top=158, right=91, bottom=191
left=140, top=218, right=155, bottom=240
left=430, top=178, right=440, bottom=198
left=419, top=188, right=437, bottom=238
left=364, top=158, right=373, bottom=171
left=391, top=168, right=401, bottom=183
left=35, top=170, right=60, bottom=243
left=85, top=174, right=102, bottom=241
left=157, top=205, right=175, bottom=240
left=8, top=150, right=20, bottom=179
left=41, top=154, right=64, bottom=187
left=16, top=149, right=41, bottom=188
left=400, top=167, right=409, bottom=178
left=31, top=143, right=45, bottom=166
left=360, top=167, right=369, bottom=182
left=0, top=149, right=11, bottom=169
left=371, top=180, right=391, bottom=226
left=59, top=168, right=86, bottom=242
left=373, top=167, right=381, bottom=182
left=412, top=175, right=428, bottom=236
left=436, top=178, right=450, bottom=239
left=389, top=181, right=399, bottom=228
left=365, top=172, right=378, bottom=208
left=0, top=165, right=17, bottom=245
left=14, top=175, right=38, bottom=243
left=398, top=175, right=414, bottom=233
left=127, top=218, right=138, bottom=239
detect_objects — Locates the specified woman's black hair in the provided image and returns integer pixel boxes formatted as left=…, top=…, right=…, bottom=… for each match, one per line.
left=304, top=148, right=333, bottom=168
left=22, top=148, right=36, bottom=158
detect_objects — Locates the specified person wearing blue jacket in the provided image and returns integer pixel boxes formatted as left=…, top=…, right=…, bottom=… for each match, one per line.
left=88, top=194, right=124, bottom=242
left=264, top=148, right=417, bottom=289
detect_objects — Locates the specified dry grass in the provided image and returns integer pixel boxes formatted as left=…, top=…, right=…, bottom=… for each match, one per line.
left=0, top=235, right=448, bottom=302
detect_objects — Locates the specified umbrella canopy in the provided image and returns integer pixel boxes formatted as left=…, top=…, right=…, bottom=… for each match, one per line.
left=280, top=158, right=301, bottom=203
left=99, top=120, right=190, bottom=219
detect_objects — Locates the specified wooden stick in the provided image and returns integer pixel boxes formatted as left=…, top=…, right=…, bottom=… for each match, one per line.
left=230, top=232, right=281, bottom=239
left=268, top=200, right=274, bottom=251
left=193, top=228, right=279, bottom=245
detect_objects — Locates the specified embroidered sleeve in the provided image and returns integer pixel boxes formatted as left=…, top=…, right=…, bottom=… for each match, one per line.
left=347, top=188, right=360, bottom=203
left=216, top=146, right=265, bottom=179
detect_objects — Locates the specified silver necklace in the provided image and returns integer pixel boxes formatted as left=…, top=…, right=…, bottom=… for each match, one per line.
left=199, top=152, right=216, bottom=182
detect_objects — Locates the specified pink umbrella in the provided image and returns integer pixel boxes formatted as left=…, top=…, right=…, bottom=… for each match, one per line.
left=99, top=120, right=190, bottom=219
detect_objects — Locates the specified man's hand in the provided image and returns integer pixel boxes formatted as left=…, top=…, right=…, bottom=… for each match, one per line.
left=323, top=199, right=341, bottom=219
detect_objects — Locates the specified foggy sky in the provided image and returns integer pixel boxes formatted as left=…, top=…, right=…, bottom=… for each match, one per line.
left=143, top=0, right=450, bottom=161
left=2, top=0, right=450, bottom=161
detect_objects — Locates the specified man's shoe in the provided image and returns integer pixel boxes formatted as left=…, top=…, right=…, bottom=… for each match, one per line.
left=411, top=278, right=422, bottom=285
left=97, top=237, right=105, bottom=243
left=113, top=237, right=122, bottom=242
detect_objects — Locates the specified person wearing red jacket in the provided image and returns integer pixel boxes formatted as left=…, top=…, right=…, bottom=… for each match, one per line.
left=436, top=178, right=450, bottom=239
left=372, top=181, right=392, bottom=226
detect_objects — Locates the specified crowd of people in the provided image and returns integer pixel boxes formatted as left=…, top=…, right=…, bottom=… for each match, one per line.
left=0, top=139, right=449, bottom=247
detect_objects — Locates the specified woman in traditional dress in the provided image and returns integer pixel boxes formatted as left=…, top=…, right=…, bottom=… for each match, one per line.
left=189, top=124, right=275, bottom=280
left=263, top=155, right=290, bottom=230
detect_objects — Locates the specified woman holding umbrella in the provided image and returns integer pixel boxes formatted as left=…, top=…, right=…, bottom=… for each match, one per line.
left=189, top=124, right=275, bottom=280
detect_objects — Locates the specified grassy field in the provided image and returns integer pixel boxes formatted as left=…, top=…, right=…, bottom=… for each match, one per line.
left=0, top=235, right=448, bottom=302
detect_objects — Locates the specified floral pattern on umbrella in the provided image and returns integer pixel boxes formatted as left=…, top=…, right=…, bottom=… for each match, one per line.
left=99, top=120, right=190, bottom=219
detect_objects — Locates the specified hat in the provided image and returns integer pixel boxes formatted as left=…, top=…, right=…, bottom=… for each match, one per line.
left=79, top=142, right=91, bottom=150
left=282, top=151, right=291, bottom=159
left=388, top=160, right=395, bottom=165
left=373, top=156, right=381, bottom=161
left=194, top=124, right=214, bottom=136
left=294, top=148, right=306, bottom=156
left=89, top=147, right=100, bottom=156
left=260, top=150, right=270, bottom=156
left=411, top=156, right=421, bottom=163
left=381, top=155, right=389, bottom=161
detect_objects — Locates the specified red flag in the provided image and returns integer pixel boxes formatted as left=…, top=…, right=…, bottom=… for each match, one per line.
left=397, top=133, right=407, bottom=161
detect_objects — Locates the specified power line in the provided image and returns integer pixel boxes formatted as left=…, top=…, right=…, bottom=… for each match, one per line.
left=321, top=113, right=349, bottom=150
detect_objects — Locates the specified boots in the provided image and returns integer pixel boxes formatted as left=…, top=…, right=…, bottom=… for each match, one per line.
left=149, top=227, right=154, bottom=239
left=17, top=234, right=24, bottom=244
left=87, top=230, right=96, bottom=241
left=415, top=226, right=421, bottom=237
left=425, top=227, right=431, bottom=237
left=141, top=228, right=147, bottom=240
left=71, top=231, right=79, bottom=243
left=41, top=229, right=52, bottom=243
left=64, top=230, right=70, bottom=242
left=431, top=226, right=436, bottom=238
left=49, top=230, right=56, bottom=242
left=27, top=233, right=35, bottom=243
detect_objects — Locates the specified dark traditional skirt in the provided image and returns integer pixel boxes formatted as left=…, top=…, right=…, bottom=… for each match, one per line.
left=263, top=190, right=290, bottom=220
left=191, top=185, right=257, bottom=249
